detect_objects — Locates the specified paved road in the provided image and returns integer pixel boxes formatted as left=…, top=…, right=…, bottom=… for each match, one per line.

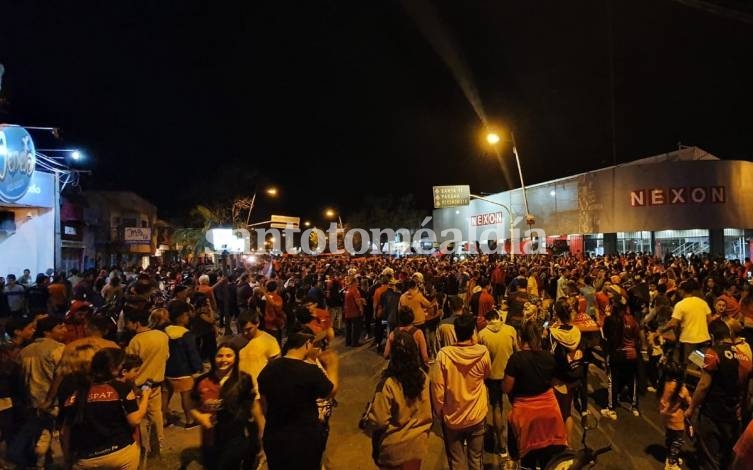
left=147, top=336, right=685, bottom=470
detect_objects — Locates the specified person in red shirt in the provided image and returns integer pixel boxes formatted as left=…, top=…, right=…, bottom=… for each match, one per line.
left=343, top=277, right=364, bottom=347
left=263, top=281, right=285, bottom=346
left=476, top=278, right=495, bottom=330
left=733, top=419, right=753, bottom=470
left=685, top=320, right=753, bottom=470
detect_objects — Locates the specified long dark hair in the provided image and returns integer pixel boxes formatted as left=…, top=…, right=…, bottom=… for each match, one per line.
left=383, top=330, right=425, bottom=402
left=658, top=361, right=685, bottom=406
left=211, top=342, right=256, bottom=424
left=72, top=347, right=125, bottom=425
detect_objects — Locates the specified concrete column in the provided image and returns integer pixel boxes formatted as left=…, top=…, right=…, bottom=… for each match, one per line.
left=708, top=228, right=725, bottom=258
left=650, top=231, right=656, bottom=257
left=603, top=232, right=618, bottom=256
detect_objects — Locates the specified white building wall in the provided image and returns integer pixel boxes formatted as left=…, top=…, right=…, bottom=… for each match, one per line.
left=0, top=206, right=55, bottom=277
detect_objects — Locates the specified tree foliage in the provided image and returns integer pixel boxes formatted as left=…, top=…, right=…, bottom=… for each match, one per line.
left=346, top=194, right=428, bottom=234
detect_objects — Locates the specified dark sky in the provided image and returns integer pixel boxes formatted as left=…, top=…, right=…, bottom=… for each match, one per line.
left=2, top=0, right=752, bottom=224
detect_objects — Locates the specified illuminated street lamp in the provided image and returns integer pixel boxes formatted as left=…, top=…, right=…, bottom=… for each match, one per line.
left=265, top=187, right=278, bottom=196
left=485, top=129, right=534, bottom=226
left=304, top=221, right=311, bottom=227
left=324, top=208, right=344, bottom=232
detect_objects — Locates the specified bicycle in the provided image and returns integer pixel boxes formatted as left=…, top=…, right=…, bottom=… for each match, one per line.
left=544, top=414, right=612, bottom=470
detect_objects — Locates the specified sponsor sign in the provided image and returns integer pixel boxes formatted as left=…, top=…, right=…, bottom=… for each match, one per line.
left=433, top=185, right=470, bottom=209
left=470, top=211, right=505, bottom=226
left=124, top=227, right=152, bottom=244
left=0, top=125, right=36, bottom=203
left=630, top=186, right=725, bottom=207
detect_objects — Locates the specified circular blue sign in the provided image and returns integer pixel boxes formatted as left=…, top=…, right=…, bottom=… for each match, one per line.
left=0, top=125, right=36, bottom=203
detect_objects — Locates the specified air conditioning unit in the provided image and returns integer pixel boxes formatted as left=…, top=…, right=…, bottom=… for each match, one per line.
left=0, top=211, right=16, bottom=234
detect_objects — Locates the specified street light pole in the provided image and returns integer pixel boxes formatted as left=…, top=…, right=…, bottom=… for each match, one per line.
left=509, top=132, right=531, bottom=221
left=470, top=194, right=516, bottom=261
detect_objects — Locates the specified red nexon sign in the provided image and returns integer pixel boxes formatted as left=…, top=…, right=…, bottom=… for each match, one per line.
left=470, top=211, right=504, bottom=226
left=630, top=186, right=725, bottom=207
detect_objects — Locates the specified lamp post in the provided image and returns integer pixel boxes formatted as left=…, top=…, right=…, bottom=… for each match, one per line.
left=243, top=186, right=279, bottom=227
left=34, top=149, right=90, bottom=271
left=470, top=193, right=517, bottom=261
left=485, top=130, right=534, bottom=225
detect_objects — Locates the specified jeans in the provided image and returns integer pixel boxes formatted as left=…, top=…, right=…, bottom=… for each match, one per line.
left=697, top=413, right=740, bottom=470
left=665, top=428, right=683, bottom=465
left=606, top=359, right=638, bottom=411
left=345, top=317, right=362, bottom=346
left=442, top=420, right=485, bottom=470
left=139, top=387, right=165, bottom=456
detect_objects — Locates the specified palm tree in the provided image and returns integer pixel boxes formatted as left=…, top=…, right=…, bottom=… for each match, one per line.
left=173, top=205, right=227, bottom=259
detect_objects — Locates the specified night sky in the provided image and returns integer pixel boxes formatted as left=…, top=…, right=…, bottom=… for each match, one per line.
left=1, top=1, right=752, bottom=224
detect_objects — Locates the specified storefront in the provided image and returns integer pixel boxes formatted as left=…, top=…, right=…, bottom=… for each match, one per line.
left=0, top=125, right=56, bottom=276
left=432, top=147, right=753, bottom=259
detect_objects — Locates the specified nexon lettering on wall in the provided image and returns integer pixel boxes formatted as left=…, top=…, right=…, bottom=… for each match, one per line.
left=470, top=211, right=504, bottom=226
left=629, top=186, right=726, bottom=207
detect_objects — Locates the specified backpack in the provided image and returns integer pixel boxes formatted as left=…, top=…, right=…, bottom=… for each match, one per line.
left=550, top=332, right=586, bottom=385
left=380, top=289, right=399, bottom=326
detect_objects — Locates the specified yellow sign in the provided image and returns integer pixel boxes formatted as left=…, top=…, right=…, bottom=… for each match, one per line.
left=433, top=185, right=470, bottom=209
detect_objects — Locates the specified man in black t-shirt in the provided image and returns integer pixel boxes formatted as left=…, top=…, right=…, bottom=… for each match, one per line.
left=258, top=332, right=338, bottom=470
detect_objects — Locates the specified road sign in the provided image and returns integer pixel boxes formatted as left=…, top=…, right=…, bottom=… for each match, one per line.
left=433, top=185, right=470, bottom=209
left=271, top=223, right=298, bottom=229
left=270, top=215, right=300, bottom=229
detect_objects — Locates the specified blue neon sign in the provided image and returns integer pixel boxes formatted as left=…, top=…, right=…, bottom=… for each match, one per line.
left=0, top=125, right=36, bottom=203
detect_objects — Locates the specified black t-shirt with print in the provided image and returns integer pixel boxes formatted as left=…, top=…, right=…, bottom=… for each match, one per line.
left=257, top=357, right=333, bottom=433
left=504, top=350, right=556, bottom=399
left=63, top=379, right=138, bottom=459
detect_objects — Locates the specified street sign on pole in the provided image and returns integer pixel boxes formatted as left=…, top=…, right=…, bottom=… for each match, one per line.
left=433, top=185, right=471, bottom=209
left=270, top=215, right=300, bottom=229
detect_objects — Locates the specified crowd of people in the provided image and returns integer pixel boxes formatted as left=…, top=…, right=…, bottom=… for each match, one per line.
left=1, top=252, right=753, bottom=469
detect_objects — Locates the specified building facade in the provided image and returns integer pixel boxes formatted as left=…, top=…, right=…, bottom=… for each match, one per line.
left=83, top=191, right=159, bottom=268
left=432, top=147, right=753, bottom=259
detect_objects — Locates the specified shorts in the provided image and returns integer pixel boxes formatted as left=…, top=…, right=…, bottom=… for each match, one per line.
left=167, top=376, right=194, bottom=393
left=485, top=379, right=504, bottom=406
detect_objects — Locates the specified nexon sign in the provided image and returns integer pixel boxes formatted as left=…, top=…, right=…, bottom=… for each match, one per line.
left=630, top=186, right=726, bottom=207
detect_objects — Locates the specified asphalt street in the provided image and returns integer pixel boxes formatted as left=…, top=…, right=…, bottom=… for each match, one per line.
left=145, top=336, right=687, bottom=470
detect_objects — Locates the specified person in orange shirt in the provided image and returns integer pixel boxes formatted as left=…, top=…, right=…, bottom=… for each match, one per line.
left=658, top=362, right=691, bottom=470
left=48, top=274, right=69, bottom=317
left=262, top=281, right=285, bottom=346
left=196, top=275, right=217, bottom=311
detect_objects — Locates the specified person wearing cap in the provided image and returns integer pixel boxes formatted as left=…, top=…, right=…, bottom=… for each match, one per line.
left=399, top=279, right=436, bottom=335
left=64, top=300, right=94, bottom=344
left=660, top=279, right=711, bottom=365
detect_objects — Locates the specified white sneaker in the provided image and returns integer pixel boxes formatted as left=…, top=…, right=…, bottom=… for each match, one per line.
left=632, top=409, right=640, bottom=417
left=600, top=408, right=617, bottom=420
left=664, top=458, right=681, bottom=470
left=647, top=386, right=657, bottom=393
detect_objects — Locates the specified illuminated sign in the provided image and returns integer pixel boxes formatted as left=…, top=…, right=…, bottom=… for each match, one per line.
left=270, top=214, right=300, bottom=229
left=0, top=125, right=36, bottom=203
left=433, top=185, right=470, bottom=209
left=630, top=186, right=725, bottom=207
left=124, top=227, right=152, bottom=244
left=470, top=211, right=504, bottom=226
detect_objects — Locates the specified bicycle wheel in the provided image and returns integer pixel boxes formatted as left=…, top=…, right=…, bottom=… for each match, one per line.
left=545, top=450, right=577, bottom=470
